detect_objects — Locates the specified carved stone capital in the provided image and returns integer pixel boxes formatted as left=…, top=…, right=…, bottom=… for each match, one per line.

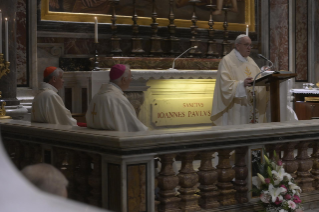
left=124, top=91, right=145, bottom=116
left=37, top=43, right=64, bottom=58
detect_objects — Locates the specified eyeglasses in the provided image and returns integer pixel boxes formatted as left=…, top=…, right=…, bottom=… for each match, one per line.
left=239, top=43, right=253, bottom=48
left=124, top=75, right=134, bottom=80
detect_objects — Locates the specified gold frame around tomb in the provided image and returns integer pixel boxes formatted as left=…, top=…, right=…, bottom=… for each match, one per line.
left=41, top=0, right=255, bottom=32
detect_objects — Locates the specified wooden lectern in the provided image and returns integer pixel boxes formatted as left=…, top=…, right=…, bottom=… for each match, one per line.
left=254, top=72, right=297, bottom=122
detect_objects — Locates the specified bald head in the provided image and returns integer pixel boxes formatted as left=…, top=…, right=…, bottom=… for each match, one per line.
left=21, top=163, right=68, bottom=198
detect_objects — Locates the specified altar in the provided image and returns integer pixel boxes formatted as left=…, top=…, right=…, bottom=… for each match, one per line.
left=291, top=89, right=319, bottom=120
left=62, top=69, right=218, bottom=129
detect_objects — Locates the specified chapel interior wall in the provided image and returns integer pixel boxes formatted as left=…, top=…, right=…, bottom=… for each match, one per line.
left=7, top=0, right=317, bottom=123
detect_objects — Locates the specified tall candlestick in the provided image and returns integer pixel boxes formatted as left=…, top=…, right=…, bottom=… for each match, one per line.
left=0, top=10, right=2, bottom=54
left=94, top=17, right=98, bottom=43
left=246, top=25, right=249, bottom=36
left=5, top=18, right=8, bottom=61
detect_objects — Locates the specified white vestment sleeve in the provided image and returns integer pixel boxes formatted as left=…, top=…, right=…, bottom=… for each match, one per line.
left=235, top=81, right=247, bottom=98
left=86, top=83, right=148, bottom=132
left=44, top=94, right=77, bottom=126
left=107, top=97, right=148, bottom=132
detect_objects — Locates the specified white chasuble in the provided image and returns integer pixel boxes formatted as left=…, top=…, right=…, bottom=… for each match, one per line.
left=211, top=49, right=269, bottom=126
left=31, top=82, right=77, bottom=126
left=86, top=83, right=148, bottom=132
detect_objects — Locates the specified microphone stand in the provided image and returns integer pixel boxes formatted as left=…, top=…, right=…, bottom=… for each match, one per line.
left=252, top=60, right=273, bottom=124
left=168, top=46, right=197, bottom=71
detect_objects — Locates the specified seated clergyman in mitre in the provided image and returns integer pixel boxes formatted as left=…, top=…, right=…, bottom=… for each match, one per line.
left=31, top=67, right=77, bottom=126
left=86, top=64, right=148, bottom=132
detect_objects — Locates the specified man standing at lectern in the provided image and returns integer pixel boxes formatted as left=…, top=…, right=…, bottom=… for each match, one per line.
left=86, top=64, right=148, bottom=132
left=210, top=34, right=268, bottom=126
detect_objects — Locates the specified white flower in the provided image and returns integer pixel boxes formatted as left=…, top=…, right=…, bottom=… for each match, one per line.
left=288, top=182, right=302, bottom=196
left=260, top=191, right=271, bottom=203
left=252, top=176, right=262, bottom=189
left=271, top=161, right=285, bottom=172
left=285, top=173, right=292, bottom=181
left=271, top=167, right=291, bottom=185
left=257, top=173, right=266, bottom=184
left=271, top=162, right=277, bottom=170
left=279, top=209, right=288, bottom=212
left=268, top=184, right=285, bottom=202
left=288, top=200, right=296, bottom=209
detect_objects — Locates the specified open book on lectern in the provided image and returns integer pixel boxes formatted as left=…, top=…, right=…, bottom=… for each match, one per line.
left=254, top=70, right=295, bottom=86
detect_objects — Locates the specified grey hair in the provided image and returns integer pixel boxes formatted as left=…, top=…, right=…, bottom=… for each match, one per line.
left=234, top=34, right=249, bottom=45
left=110, top=64, right=130, bottom=83
left=43, top=68, right=64, bottom=83
left=21, top=163, right=68, bottom=197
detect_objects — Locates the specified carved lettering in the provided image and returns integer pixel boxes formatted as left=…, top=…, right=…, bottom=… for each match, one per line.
left=183, top=103, right=204, bottom=107
left=153, top=98, right=213, bottom=125
left=157, top=112, right=186, bottom=118
left=157, top=110, right=214, bottom=118
left=188, top=110, right=211, bottom=117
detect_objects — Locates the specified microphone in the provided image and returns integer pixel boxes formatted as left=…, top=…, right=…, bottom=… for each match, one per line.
left=252, top=54, right=277, bottom=123
left=168, top=46, right=198, bottom=71
left=257, top=54, right=274, bottom=71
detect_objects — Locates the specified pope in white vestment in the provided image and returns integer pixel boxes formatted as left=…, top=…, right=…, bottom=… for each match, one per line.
left=86, top=64, right=148, bottom=132
left=211, top=35, right=269, bottom=126
left=31, top=67, right=77, bottom=126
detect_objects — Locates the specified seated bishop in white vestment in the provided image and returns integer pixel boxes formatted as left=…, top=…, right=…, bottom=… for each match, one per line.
left=86, top=64, right=148, bottom=132
left=31, top=67, right=77, bottom=126
left=211, top=35, right=269, bottom=126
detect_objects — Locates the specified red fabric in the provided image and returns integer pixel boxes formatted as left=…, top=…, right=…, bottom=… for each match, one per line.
left=109, top=64, right=126, bottom=80
left=43, top=66, right=57, bottom=78
left=77, top=122, right=87, bottom=127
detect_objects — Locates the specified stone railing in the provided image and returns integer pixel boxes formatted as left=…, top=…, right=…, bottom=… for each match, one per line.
left=1, top=119, right=319, bottom=211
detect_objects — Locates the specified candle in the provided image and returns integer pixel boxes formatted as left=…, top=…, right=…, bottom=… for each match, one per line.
left=246, top=25, right=249, bottom=36
left=0, top=10, right=2, bottom=54
left=94, top=17, right=98, bottom=43
left=5, top=18, right=8, bottom=61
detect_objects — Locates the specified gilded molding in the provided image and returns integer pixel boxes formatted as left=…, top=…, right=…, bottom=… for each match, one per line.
left=0, top=54, right=10, bottom=80
left=41, top=0, right=255, bottom=32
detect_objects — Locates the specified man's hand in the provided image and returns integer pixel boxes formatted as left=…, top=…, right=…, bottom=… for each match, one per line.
left=244, top=77, right=253, bottom=87
left=261, top=66, right=271, bottom=71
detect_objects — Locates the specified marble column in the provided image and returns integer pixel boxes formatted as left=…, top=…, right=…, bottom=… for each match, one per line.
left=0, top=0, right=27, bottom=119
left=0, top=0, right=19, bottom=106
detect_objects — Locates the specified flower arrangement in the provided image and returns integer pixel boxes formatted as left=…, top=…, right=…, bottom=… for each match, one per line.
left=252, top=152, right=303, bottom=212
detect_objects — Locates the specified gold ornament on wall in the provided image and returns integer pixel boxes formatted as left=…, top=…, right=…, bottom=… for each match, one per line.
left=0, top=54, right=10, bottom=80
left=0, top=91, right=12, bottom=119
left=41, top=0, right=255, bottom=32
